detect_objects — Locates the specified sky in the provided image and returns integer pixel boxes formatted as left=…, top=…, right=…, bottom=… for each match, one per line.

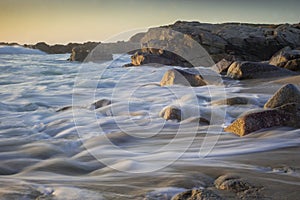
left=1, top=0, right=299, bottom=44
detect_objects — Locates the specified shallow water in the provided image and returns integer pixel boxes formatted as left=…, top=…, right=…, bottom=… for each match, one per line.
left=0, top=51, right=299, bottom=199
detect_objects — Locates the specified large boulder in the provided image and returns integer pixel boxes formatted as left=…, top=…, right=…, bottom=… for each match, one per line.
left=264, top=84, right=300, bottom=108
left=269, top=47, right=300, bottom=71
left=224, top=103, right=300, bottom=136
left=129, top=48, right=193, bottom=67
left=160, top=68, right=207, bottom=87
left=171, top=189, right=223, bottom=200
left=226, top=61, right=296, bottom=80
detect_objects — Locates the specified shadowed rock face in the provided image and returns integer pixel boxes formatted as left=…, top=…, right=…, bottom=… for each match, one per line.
left=224, top=103, right=300, bottom=136
left=264, top=84, right=300, bottom=108
left=160, top=68, right=207, bottom=87
left=226, top=61, right=296, bottom=80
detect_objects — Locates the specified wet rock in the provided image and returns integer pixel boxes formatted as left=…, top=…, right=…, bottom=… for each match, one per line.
left=264, top=84, right=300, bottom=108
left=211, top=97, right=249, bottom=106
left=211, top=59, right=233, bottom=75
left=159, top=106, right=182, bottom=121
left=91, top=99, right=111, bottom=109
left=224, top=103, right=300, bottom=136
left=160, top=68, right=207, bottom=87
left=214, top=174, right=263, bottom=199
left=269, top=46, right=300, bottom=71
left=226, top=61, right=295, bottom=80
left=171, top=189, right=224, bottom=200
left=215, top=174, right=252, bottom=192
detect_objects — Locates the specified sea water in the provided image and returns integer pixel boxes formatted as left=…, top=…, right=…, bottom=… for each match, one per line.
left=0, top=46, right=299, bottom=199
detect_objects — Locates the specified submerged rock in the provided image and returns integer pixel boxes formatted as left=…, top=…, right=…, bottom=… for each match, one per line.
left=171, top=189, right=223, bottom=200
left=264, top=84, right=300, bottom=108
left=160, top=68, right=207, bottom=87
left=224, top=103, right=300, bottom=136
left=226, top=61, right=295, bottom=79
left=91, top=99, right=111, bottom=109
left=269, top=46, right=300, bottom=71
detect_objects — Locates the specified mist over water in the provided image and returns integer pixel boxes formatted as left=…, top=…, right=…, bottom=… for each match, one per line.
left=0, top=48, right=299, bottom=199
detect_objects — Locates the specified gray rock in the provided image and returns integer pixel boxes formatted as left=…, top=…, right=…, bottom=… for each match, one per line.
left=92, top=99, right=111, bottom=109
left=226, top=61, right=295, bottom=80
left=171, top=189, right=223, bottom=200
left=264, top=84, right=300, bottom=108
left=160, top=68, right=207, bottom=87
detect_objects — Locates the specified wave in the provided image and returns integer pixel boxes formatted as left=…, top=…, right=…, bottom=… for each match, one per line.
left=0, top=45, right=46, bottom=55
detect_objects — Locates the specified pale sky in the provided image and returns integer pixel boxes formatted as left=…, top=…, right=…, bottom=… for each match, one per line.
left=1, top=0, right=299, bottom=44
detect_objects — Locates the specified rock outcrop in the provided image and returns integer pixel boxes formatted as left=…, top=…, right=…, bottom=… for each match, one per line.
left=269, top=47, right=300, bottom=71
left=160, top=68, right=207, bottom=87
left=226, top=61, right=296, bottom=80
left=264, top=84, right=300, bottom=108
left=224, top=103, right=300, bottom=136
left=211, top=59, right=233, bottom=74
left=25, top=42, right=82, bottom=54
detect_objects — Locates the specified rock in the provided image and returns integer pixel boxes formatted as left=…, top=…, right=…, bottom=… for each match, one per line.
left=264, top=84, right=300, bottom=108
left=226, top=61, right=296, bottom=80
left=211, top=97, right=249, bottom=106
left=224, top=103, right=300, bottom=136
left=159, top=106, right=182, bottom=121
left=214, top=174, right=252, bottom=193
left=69, top=41, right=140, bottom=62
left=91, top=99, right=111, bottom=109
left=269, top=47, right=300, bottom=71
left=214, top=174, right=263, bottom=199
left=129, top=48, right=194, bottom=68
left=171, top=189, right=223, bottom=200
left=211, top=59, right=233, bottom=74
left=160, top=68, right=207, bottom=87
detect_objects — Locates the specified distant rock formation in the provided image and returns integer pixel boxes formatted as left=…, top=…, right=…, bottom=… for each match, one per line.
left=269, top=46, right=300, bottom=71
left=69, top=41, right=140, bottom=62
left=123, top=21, right=300, bottom=67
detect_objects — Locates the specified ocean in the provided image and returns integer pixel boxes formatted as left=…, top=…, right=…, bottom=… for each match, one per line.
left=0, top=46, right=299, bottom=199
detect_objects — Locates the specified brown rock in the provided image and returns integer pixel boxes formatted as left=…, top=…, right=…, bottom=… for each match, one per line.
left=171, top=189, right=223, bottom=200
left=264, top=84, right=300, bottom=108
left=160, top=68, right=207, bottom=87
left=226, top=61, right=295, bottom=80
left=159, top=106, right=181, bottom=121
left=224, top=103, right=300, bottom=136
left=211, top=59, right=233, bottom=74
left=269, top=46, right=300, bottom=71
left=211, top=97, right=249, bottom=106
left=214, top=174, right=252, bottom=193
